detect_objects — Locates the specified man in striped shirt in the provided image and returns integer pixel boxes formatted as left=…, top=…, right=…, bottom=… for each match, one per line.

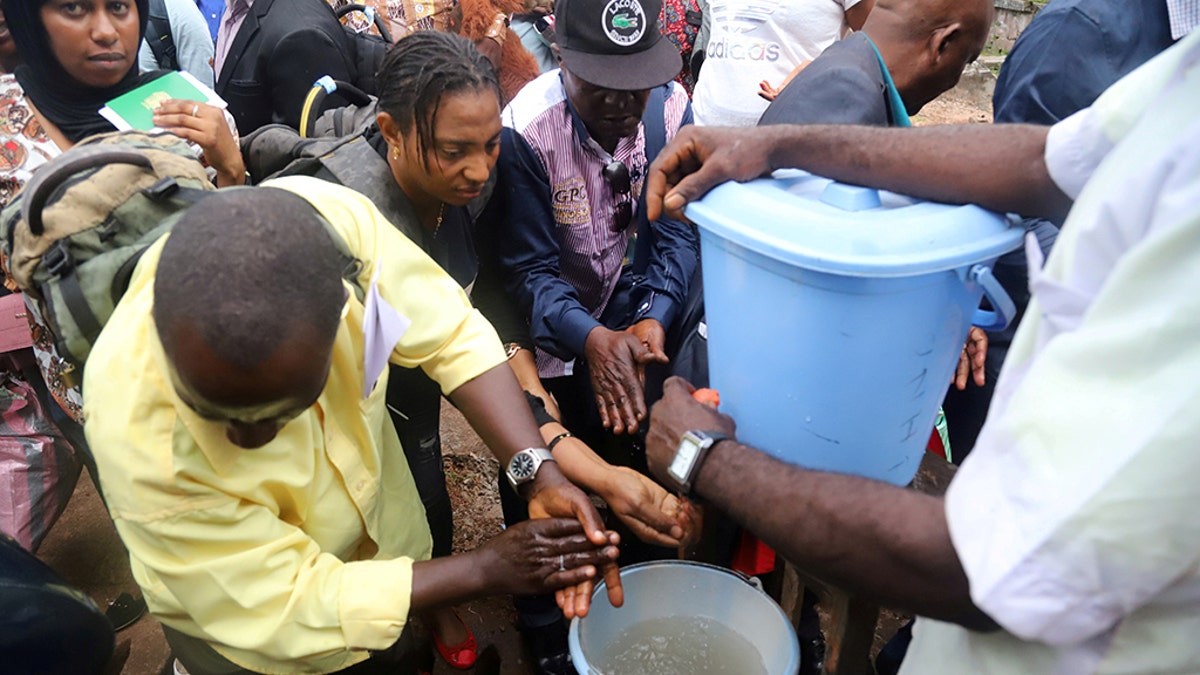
left=494, top=0, right=698, bottom=455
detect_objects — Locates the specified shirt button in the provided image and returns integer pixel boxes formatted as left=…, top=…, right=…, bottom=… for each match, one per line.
left=592, top=252, right=601, bottom=259
left=356, top=480, right=366, bottom=490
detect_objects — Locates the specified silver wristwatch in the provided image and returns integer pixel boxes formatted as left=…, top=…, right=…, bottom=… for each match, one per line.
left=506, top=447, right=556, bottom=491
left=666, top=430, right=729, bottom=496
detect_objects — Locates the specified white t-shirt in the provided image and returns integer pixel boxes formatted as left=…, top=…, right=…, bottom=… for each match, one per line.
left=692, top=0, right=862, bottom=127
left=901, top=30, right=1200, bottom=675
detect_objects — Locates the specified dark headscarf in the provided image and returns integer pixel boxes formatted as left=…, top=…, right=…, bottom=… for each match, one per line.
left=3, top=0, right=167, bottom=142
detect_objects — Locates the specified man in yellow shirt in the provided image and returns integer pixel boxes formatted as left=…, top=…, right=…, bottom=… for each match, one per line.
left=83, top=177, right=619, bottom=675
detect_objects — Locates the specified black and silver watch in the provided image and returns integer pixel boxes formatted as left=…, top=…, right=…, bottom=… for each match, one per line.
left=506, top=447, right=556, bottom=491
left=666, top=430, right=729, bottom=496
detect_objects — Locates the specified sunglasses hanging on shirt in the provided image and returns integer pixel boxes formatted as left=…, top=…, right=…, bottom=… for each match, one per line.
left=602, top=160, right=633, bottom=233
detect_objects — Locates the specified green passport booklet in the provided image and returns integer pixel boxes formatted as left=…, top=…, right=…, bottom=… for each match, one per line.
left=99, top=71, right=226, bottom=132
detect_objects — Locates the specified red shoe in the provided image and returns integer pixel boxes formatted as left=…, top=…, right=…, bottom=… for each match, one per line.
left=433, top=612, right=477, bottom=670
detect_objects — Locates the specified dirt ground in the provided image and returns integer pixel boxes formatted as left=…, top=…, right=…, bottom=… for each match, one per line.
left=912, top=94, right=993, bottom=126
left=36, top=88, right=990, bottom=675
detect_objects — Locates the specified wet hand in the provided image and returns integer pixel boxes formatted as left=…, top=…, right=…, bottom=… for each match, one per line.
left=584, top=327, right=651, bottom=435
left=476, top=518, right=619, bottom=597
left=526, top=465, right=622, bottom=617
left=152, top=99, right=244, bottom=187
left=601, top=465, right=701, bottom=547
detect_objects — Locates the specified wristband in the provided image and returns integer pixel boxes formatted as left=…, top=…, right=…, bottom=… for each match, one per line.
left=524, top=390, right=557, bottom=427
left=546, top=431, right=573, bottom=453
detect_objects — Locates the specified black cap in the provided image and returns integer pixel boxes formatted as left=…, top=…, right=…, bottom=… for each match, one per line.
left=555, top=0, right=682, bottom=91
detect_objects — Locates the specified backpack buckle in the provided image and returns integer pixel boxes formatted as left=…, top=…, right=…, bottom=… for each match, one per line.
left=144, top=176, right=179, bottom=201
left=43, top=240, right=74, bottom=278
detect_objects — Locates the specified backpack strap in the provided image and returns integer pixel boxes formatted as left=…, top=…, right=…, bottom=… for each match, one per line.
left=109, top=179, right=213, bottom=300
left=320, top=138, right=424, bottom=244
left=20, top=146, right=153, bottom=237
left=145, top=0, right=178, bottom=71
left=632, top=84, right=669, bottom=272
left=301, top=77, right=373, bottom=138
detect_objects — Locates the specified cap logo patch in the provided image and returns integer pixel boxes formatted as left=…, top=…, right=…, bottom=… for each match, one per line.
left=602, top=0, right=647, bottom=46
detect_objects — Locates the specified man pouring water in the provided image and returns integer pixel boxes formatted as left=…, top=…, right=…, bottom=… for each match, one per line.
left=643, top=30, right=1200, bottom=675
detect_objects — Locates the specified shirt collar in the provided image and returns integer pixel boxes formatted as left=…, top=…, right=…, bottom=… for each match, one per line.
left=1167, top=0, right=1199, bottom=40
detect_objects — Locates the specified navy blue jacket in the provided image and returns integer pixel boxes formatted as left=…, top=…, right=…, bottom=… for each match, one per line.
left=993, top=0, right=1174, bottom=125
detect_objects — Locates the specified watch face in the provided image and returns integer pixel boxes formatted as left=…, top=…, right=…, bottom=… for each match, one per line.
left=669, top=434, right=701, bottom=481
left=510, top=452, right=536, bottom=481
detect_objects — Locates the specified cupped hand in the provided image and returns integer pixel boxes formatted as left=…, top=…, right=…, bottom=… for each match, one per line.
left=152, top=99, right=245, bottom=187
left=601, top=465, right=701, bottom=547
left=584, top=327, right=651, bottom=435
left=526, top=465, right=622, bottom=617
left=645, top=377, right=737, bottom=485
left=475, top=518, right=619, bottom=597
left=953, top=327, right=988, bottom=390
left=646, top=126, right=781, bottom=223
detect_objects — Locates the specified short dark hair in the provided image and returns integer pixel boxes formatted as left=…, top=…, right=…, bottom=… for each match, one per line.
left=375, top=30, right=501, bottom=169
left=153, top=188, right=347, bottom=370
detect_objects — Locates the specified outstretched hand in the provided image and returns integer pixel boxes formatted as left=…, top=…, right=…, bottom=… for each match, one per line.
left=601, top=465, right=700, bottom=548
left=646, top=126, right=782, bottom=223
left=526, top=466, right=622, bottom=618
left=584, top=327, right=654, bottom=435
left=475, top=518, right=620, bottom=597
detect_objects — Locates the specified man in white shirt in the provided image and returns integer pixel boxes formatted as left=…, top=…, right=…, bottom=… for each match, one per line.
left=691, top=0, right=871, bottom=127
left=642, top=28, right=1200, bottom=674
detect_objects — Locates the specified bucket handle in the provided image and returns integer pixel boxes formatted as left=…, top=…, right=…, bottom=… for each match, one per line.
left=968, top=264, right=1016, bottom=332
left=724, top=568, right=768, bottom=593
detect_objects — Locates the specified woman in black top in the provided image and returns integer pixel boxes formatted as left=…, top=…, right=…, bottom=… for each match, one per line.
left=293, top=31, right=695, bottom=670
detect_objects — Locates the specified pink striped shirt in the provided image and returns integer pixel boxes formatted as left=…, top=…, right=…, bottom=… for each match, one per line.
left=500, top=71, right=692, bottom=378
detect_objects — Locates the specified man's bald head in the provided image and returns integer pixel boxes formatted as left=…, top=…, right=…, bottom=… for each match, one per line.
left=153, top=188, right=349, bottom=420
left=864, top=0, right=994, bottom=113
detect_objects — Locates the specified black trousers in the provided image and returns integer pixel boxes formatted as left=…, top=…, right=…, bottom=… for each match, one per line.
left=386, top=365, right=454, bottom=559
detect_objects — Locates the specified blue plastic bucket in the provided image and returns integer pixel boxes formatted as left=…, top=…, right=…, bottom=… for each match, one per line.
left=686, top=171, right=1024, bottom=485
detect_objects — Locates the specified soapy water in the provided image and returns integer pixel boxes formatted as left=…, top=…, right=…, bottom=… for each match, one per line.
left=596, top=615, right=768, bottom=675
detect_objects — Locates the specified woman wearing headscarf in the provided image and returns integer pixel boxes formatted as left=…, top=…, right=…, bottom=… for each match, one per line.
left=0, top=6, right=82, bottom=556
left=3, top=0, right=245, bottom=186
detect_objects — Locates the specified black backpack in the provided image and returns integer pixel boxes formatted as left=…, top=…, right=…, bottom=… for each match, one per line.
left=333, top=3, right=394, bottom=98
left=144, top=0, right=178, bottom=71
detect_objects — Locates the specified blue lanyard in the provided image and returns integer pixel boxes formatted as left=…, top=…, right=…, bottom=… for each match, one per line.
left=863, top=35, right=912, bottom=128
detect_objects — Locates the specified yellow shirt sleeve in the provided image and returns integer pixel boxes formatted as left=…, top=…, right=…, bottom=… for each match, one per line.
left=264, top=176, right=507, bottom=394
left=113, top=495, right=414, bottom=672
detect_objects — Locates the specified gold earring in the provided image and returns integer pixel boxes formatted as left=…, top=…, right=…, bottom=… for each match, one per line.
left=391, top=145, right=400, bottom=160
